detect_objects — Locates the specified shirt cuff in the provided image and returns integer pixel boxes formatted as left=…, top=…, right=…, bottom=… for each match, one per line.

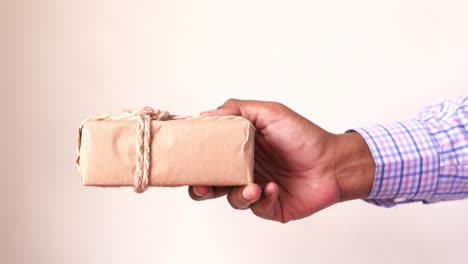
left=350, top=119, right=440, bottom=207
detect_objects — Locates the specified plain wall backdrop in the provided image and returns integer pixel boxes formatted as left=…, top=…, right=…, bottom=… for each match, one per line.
left=1, top=0, right=467, bottom=263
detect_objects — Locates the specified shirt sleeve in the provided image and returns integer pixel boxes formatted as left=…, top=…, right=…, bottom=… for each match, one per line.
left=351, top=96, right=468, bottom=207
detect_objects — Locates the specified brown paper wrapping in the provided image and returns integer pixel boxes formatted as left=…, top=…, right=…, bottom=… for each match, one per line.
left=76, top=118, right=255, bottom=187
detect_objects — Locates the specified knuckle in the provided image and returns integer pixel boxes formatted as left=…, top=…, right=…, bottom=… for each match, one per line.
left=261, top=101, right=286, bottom=114
left=226, top=98, right=239, bottom=103
left=276, top=102, right=287, bottom=109
left=268, top=101, right=286, bottom=110
left=265, top=101, right=291, bottom=117
left=223, top=98, right=240, bottom=107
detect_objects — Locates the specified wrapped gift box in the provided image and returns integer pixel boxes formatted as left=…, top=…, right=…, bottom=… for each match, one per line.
left=76, top=116, right=255, bottom=189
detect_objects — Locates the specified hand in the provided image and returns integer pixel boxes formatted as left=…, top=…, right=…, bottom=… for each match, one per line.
left=188, top=99, right=375, bottom=223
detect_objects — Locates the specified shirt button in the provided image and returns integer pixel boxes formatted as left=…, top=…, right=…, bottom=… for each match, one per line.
left=394, top=197, right=407, bottom=203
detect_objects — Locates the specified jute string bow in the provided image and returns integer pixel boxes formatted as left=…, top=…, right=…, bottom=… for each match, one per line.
left=78, top=107, right=253, bottom=193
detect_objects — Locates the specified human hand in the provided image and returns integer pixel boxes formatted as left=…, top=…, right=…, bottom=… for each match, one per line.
left=188, top=99, right=375, bottom=223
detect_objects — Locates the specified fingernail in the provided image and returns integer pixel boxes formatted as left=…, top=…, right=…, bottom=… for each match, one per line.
left=242, top=187, right=253, bottom=200
left=193, top=186, right=203, bottom=197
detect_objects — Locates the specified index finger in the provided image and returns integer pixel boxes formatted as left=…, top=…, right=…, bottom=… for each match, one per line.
left=201, top=99, right=288, bottom=130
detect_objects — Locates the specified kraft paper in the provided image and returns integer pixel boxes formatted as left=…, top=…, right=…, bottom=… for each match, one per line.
left=76, top=118, right=255, bottom=187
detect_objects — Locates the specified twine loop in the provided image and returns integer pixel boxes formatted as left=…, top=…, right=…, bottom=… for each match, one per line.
left=81, top=107, right=170, bottom=193
left=133, top=107, right=170, bottom=192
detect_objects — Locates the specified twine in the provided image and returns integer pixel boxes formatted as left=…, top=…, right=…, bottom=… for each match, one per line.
left=78, top=107, right=253, bottom=193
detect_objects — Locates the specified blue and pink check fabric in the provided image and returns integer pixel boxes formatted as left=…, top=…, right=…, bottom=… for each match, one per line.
left=353, top=96, right=468, bottom=207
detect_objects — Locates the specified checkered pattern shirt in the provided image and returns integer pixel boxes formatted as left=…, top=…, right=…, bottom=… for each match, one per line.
left=352, top=96, right=468, bottom=207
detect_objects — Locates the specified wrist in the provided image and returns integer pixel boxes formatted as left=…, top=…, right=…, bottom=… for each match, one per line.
left=333, top=132, right=375, bottom=202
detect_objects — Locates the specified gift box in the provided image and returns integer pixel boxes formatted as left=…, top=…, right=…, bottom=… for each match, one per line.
left=76, top=108, right=255, bottom=192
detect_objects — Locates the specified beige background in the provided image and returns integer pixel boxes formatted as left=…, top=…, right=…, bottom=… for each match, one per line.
left=1, top=0, right=467, bottom=263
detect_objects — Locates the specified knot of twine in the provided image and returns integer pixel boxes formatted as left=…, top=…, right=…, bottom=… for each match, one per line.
left=79, top=107, right=254, bottom=193
left=82, top=107, right=171, bottom=193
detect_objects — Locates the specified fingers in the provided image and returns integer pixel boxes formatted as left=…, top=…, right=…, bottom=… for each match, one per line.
left=200, top=106, right=240, bottom=117
left=188, top=185, right=230, bottom=201
left=190, top=185, right=210, bottom=199
left=201, top=99, right=288, bottom=130
left=189, top=182, right=280, bottom=221
left=226, top=183, right=262, bottom=210
left=189, top=183, right=264, bottom=210
left=250, top=182, right=280, bottom=219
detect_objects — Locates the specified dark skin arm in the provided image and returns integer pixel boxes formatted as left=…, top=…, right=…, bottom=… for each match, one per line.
left=188, top=99, right=375, bottom=223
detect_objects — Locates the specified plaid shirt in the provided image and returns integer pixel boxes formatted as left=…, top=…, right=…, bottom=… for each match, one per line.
left=353, top=96, right=468, bottom=207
